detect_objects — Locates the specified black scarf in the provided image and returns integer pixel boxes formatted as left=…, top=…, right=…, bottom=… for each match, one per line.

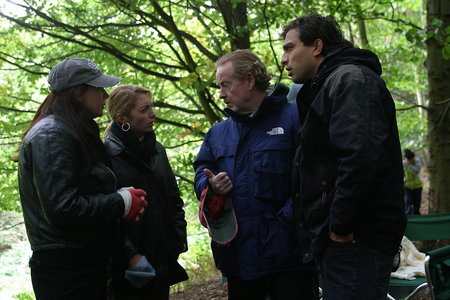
left=110, top=121, right=157, bottom=165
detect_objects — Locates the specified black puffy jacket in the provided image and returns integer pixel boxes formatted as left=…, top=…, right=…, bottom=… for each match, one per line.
left=104, top=124, right=188, bottom=286
left=292, top=47, right=406, bottom=263
left=18, top=115, right=125, bottom=251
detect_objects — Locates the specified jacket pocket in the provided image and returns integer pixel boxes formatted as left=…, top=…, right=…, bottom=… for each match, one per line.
left=252, top=139, right=292, bottom=201
left=258, top=214, right=299, bottom=270
left=301, top=162, right=336, bottom=254
left=213, top=145, right=236, bottom=170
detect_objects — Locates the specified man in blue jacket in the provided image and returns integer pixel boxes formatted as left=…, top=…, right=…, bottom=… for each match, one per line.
left=194, top=49, right=316, bottom=299
left=281, top=15, right=406, bottom=300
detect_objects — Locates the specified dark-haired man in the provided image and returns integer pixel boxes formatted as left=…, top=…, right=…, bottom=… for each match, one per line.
left=281, top=15, right=406, bottom=299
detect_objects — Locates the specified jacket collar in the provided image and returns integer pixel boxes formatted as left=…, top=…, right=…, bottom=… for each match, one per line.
left=105, top=133, right=126, bottom=157
left=105, top=132, right=157, bottom=174
left=225, top=94, right=288, bottom=122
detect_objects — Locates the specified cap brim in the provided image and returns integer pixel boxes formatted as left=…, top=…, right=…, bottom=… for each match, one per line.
left=125, top=269, right=155, bottom=288
left=86, top=73, right=121, bottom=88
left=125, top=270, right=156, bottom=278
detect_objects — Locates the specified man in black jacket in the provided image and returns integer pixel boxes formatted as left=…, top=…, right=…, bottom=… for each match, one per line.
left=281, top=15, right=406, bottom=300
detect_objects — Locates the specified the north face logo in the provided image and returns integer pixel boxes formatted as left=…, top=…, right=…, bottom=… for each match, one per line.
left=267, top=127, right=284, bottom=135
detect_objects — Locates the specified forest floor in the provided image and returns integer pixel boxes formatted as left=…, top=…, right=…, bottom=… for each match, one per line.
left=170, top=278, right=227, bottom=300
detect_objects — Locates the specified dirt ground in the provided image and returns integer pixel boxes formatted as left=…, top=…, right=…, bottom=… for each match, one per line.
left=170, top=278, right=227, bottom=300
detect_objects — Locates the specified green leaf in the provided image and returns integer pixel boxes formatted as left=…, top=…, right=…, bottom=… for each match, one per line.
left=179, top=73, right=199, bottom=88
left=426, top=30, right=435, bottom=39
left=405, top=28, right=418, bottom=42
left=442, top=45, right=450, bottom=60
left=431, top=18, right=443, bottom=28
left=444, top=26, right=450, bottom=35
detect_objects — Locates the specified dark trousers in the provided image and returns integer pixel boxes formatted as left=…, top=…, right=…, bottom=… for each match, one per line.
left=29, top=248, right=110, bottom=300
left=227, top=270, right=318, bottom=300
left=404, top=187, right=422, bottom=215
left=320, top=240, right=393, bottom=300
left=113, top=278, right=170, bottom=300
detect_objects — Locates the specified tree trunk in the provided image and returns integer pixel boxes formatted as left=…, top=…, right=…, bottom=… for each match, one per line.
left=415, top=68, right=426, bottom=118
left=347, top=22, right=355, bottom=46
left=217, top=0, right=250, bottom=50
left=426, top=0, right=450, bottom=213
left=355, top=4, right=369, bottom=48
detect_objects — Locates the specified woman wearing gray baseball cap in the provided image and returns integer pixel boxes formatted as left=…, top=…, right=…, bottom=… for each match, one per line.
left=17, top=58, right=148, bottom=299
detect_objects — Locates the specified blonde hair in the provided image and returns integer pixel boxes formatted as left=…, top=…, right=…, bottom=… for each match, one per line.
left=216, top=49, right=271, bottom=92
left=104, top=84, right=152, bottom=137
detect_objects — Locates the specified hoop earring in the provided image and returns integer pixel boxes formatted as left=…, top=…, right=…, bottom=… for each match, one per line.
left=121, top=122, right=131, bottom=132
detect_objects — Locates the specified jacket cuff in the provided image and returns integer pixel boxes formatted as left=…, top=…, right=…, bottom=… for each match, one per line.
left=117, top=187, right=133, bottom=217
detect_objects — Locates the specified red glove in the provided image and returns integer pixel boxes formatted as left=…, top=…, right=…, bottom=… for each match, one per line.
left=125, top=189, right=148, bottom=220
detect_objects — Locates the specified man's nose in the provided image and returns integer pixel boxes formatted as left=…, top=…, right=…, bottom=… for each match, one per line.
left=281, top=53, right=288, bottom=66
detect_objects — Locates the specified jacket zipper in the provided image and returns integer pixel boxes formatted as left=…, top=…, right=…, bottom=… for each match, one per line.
left=105, top=166, right=118, bottom=190
left=321, top=191, right=327, bottom=205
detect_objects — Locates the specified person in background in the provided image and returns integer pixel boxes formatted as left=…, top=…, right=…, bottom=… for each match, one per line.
left=287, top=83, right=303, bottom=103
left=194, top=49, right=317, bottom=300
left=104, top=84, right=188, bottom=300
left=17, top=58, right=147, bottom=299
left=403, top=149, right=423, bottom=215
left=281, top=15, right=406, bottom=300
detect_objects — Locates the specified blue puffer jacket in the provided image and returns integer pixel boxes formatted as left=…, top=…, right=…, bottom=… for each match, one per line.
left=194, top=94, right=306, bottom=280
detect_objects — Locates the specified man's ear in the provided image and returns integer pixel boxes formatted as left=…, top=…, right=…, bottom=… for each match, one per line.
left=116, top=113, right=129, bottom=124
left=313, top=38, right=324, bottom=57
left=246, top=72, right=256, bottom=90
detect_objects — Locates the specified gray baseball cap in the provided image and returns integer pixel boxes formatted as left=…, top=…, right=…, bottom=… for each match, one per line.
left=47, top=58, right=122, bottom=92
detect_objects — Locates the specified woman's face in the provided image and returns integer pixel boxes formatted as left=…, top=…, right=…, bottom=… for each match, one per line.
left=127, top=93, right=156, bottom=137
left=82, top=86, right=108, bottom=118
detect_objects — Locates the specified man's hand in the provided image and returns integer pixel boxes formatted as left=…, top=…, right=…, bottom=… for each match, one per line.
left=329, top=231, right=354, bottom=243
left=204, top=168, right=233, bottom=195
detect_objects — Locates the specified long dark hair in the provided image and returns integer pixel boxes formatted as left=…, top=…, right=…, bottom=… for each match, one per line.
left=20, top=84, right=105, bottom=162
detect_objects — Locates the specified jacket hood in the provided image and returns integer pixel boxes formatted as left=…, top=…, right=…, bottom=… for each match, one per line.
left=314, top=47, right=382, bottom=86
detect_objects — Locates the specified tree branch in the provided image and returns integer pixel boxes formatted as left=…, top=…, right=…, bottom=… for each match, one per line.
left=363, top=16, right=423, bottom=30
left=0, top=55, right=47, bottom=75
left=0, top=221, right=24, bottom=232
left=173, top=172, right=194, bottom=185
left=156, top=117, right=205, bottom=136
left=0, top=10, right=182, bottom=81
left=262, top=0, right=282, bottom=81
left=154, top=101, right=203, bottom=114
left=164, top=138, right=204, bottom=149
left=396, top=104, right=429, bottom=111
left=0, top=105, right=36, bottom=113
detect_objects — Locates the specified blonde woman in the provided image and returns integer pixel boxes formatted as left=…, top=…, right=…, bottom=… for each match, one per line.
left=105, top=84, right=188, bottom=299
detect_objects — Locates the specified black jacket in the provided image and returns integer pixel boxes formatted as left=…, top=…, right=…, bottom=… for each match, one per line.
left=18, top=115, right=125, bottom=251
left=292, top=47, right=406, bottom=262
left=104, top=123, right=188, bottom=286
